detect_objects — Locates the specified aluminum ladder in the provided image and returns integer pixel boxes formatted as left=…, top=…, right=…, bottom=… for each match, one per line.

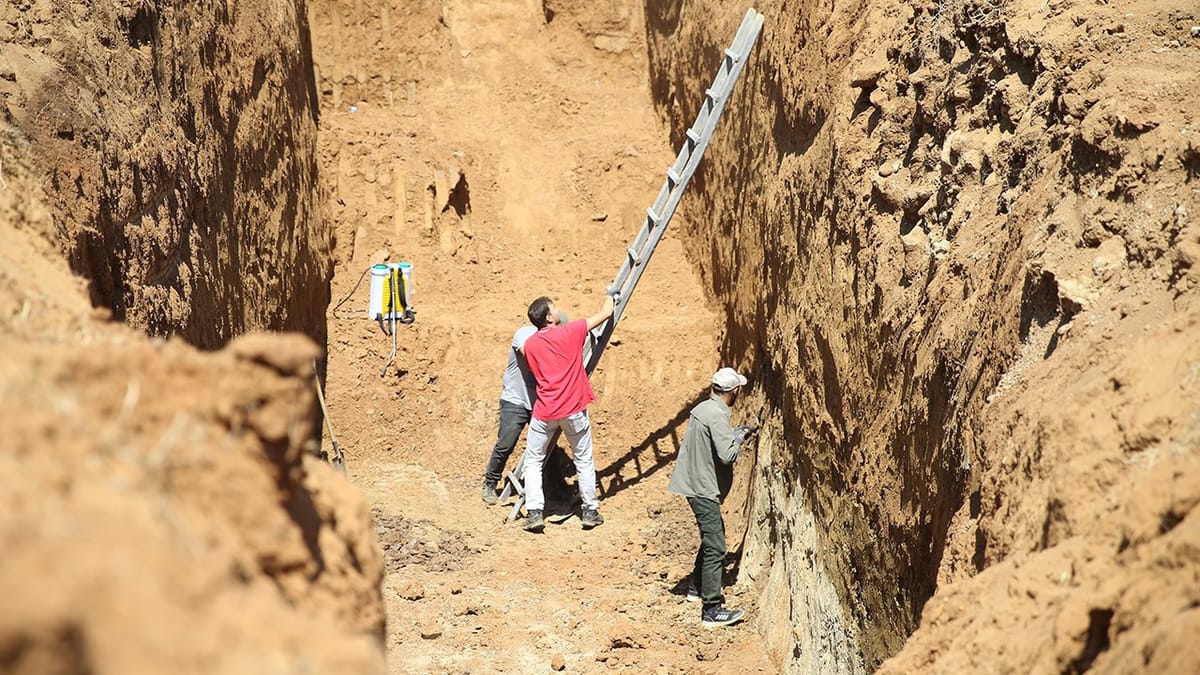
left=498, top=8, right=765, bottom=522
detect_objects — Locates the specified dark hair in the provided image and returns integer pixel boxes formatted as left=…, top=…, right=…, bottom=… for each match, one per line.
left=527, top=296, right=553, bottom=328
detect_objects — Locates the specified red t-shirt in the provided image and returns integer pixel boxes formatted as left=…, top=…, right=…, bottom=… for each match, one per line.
left=523, top=319, right=595, bottom=420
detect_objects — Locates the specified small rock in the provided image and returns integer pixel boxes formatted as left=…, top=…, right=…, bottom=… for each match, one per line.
left=593, top=35, right=629, bottom=54
left=849, top=54, right=887, bottom=88
left=1191, top=25, right=1200, bottom=38
left=878, top=159, right=900, bottom=177
left=419, top=620, right=442, bottom=640
left=1056, top=277, right=1094, bottom=314
left=900, top=227, right=929, bottom=253
left=398, top=580, right=425, bottom=600
left=591, top=212, right=608, bottom=222
left=551, top=653, right=567, bottom=671
left=959, top=149, right=984, bottom=174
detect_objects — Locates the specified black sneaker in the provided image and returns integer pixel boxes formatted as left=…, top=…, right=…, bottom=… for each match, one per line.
left=481, top=483, right=498, bottom=506
left=701, top=605, right=745, bottom=628
left=524, top=509, right=544, bottom=532
left=581, top=508, right=605, bottom=529
left=685, top=582, right=700, bottom=602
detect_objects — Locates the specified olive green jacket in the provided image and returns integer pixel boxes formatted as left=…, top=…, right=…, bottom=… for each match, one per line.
left=667, top=395, right=745, bottom=502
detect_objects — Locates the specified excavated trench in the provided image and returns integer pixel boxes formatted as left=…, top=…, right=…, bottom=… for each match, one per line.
left=5, top=0, right=1199, bottom=673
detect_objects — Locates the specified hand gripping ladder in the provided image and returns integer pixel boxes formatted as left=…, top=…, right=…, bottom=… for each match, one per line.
left=499, top=8, right=765, bottom=522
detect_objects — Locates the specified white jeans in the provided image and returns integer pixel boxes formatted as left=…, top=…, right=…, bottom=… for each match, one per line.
left=522, top=410, right=599, bottom=511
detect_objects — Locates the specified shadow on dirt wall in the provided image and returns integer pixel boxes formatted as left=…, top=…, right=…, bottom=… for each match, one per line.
left=597, top=387, right=711, bottom=500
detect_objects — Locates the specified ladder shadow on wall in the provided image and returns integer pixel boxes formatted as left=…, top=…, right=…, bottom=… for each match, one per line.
left=597, top=388, right=712, bottom=500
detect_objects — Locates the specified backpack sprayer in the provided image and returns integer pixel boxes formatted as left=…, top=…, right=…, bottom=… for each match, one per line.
left=368, top=262, right=415, bottom=377
left=317, top=261, right=416, bottom=472
left=331, top=260, right=417, bottom=377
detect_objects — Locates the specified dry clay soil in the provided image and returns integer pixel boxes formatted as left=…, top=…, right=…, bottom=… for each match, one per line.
left=313, top=1, right=772, bottom=672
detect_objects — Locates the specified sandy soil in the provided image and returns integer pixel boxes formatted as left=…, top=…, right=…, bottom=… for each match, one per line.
left=310, top=0, right=773, bottom=672
left=3, top=0, right=1197, bottom=673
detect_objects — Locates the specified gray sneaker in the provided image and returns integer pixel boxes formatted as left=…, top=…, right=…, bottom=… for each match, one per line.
left=481, top=483, right=498, bottom=506
left=524, top=509, right=545, bottom=532
left=701, top=605, right=745, bottom=628
left=581, top=508, right=605, bottom=530
left=685, top=582, right=700, bottom=602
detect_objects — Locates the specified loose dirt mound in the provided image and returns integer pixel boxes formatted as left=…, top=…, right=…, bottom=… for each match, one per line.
left=0, top=328, right=384, bottom=673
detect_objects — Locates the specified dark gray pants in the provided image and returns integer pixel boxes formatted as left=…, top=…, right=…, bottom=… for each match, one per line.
left=687, top=495, right=727, bottom=609
left=483, top=399, right=531, bottom=486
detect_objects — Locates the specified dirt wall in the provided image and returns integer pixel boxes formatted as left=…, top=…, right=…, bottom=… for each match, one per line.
left=647, top=0, right=1200, bottom=671
left=1, top=0, right=330, bottom=349
left=0, top=1, right=385, bottom=672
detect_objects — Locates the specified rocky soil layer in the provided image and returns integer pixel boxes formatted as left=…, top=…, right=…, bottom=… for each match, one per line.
left=648, top=0, right=1200, bottom=671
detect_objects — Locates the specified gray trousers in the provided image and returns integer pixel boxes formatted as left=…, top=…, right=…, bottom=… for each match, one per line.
left=522, top=410, right=598, bottom=511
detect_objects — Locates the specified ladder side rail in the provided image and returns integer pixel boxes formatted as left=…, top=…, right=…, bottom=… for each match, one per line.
left=624, top=11, right=761, bottom=285
left=583, top=11, right=762, bottom=301
left=587, top=11, right=762, bottom=374
left=662, top=9, right=758, bottom=179
left=608, top=215, right=657, bottom=296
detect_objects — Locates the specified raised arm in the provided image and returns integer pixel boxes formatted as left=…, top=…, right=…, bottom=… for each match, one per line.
left=585, top=293, right=616, bottom=331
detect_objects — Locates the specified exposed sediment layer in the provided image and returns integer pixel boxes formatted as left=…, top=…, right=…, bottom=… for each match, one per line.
left=647, top=0, right=1200, bottom=671
left=1, top=0, right=330, bottom=348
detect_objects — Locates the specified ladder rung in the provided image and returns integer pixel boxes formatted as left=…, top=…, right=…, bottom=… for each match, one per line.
left=685, top=128, right=701, bottom=145
left=626, top=246, right=640, bottom=263
left=705, top=88, right=721, bottom=101
left=666, top=167, right=682, bottom=185
left=647, top=207, right=661, bottom=225
left=725, top=48, right=741, bottom=62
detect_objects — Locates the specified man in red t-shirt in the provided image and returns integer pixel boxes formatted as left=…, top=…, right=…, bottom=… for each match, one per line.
left=518, top=292, right=616, bottom=532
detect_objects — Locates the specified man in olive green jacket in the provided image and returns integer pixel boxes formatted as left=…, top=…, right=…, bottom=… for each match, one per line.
left=667, top=367, right=757, bottom=628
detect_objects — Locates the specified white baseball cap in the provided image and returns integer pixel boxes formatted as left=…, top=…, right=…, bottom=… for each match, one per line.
left=712, top=367, right=748, bottom=392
